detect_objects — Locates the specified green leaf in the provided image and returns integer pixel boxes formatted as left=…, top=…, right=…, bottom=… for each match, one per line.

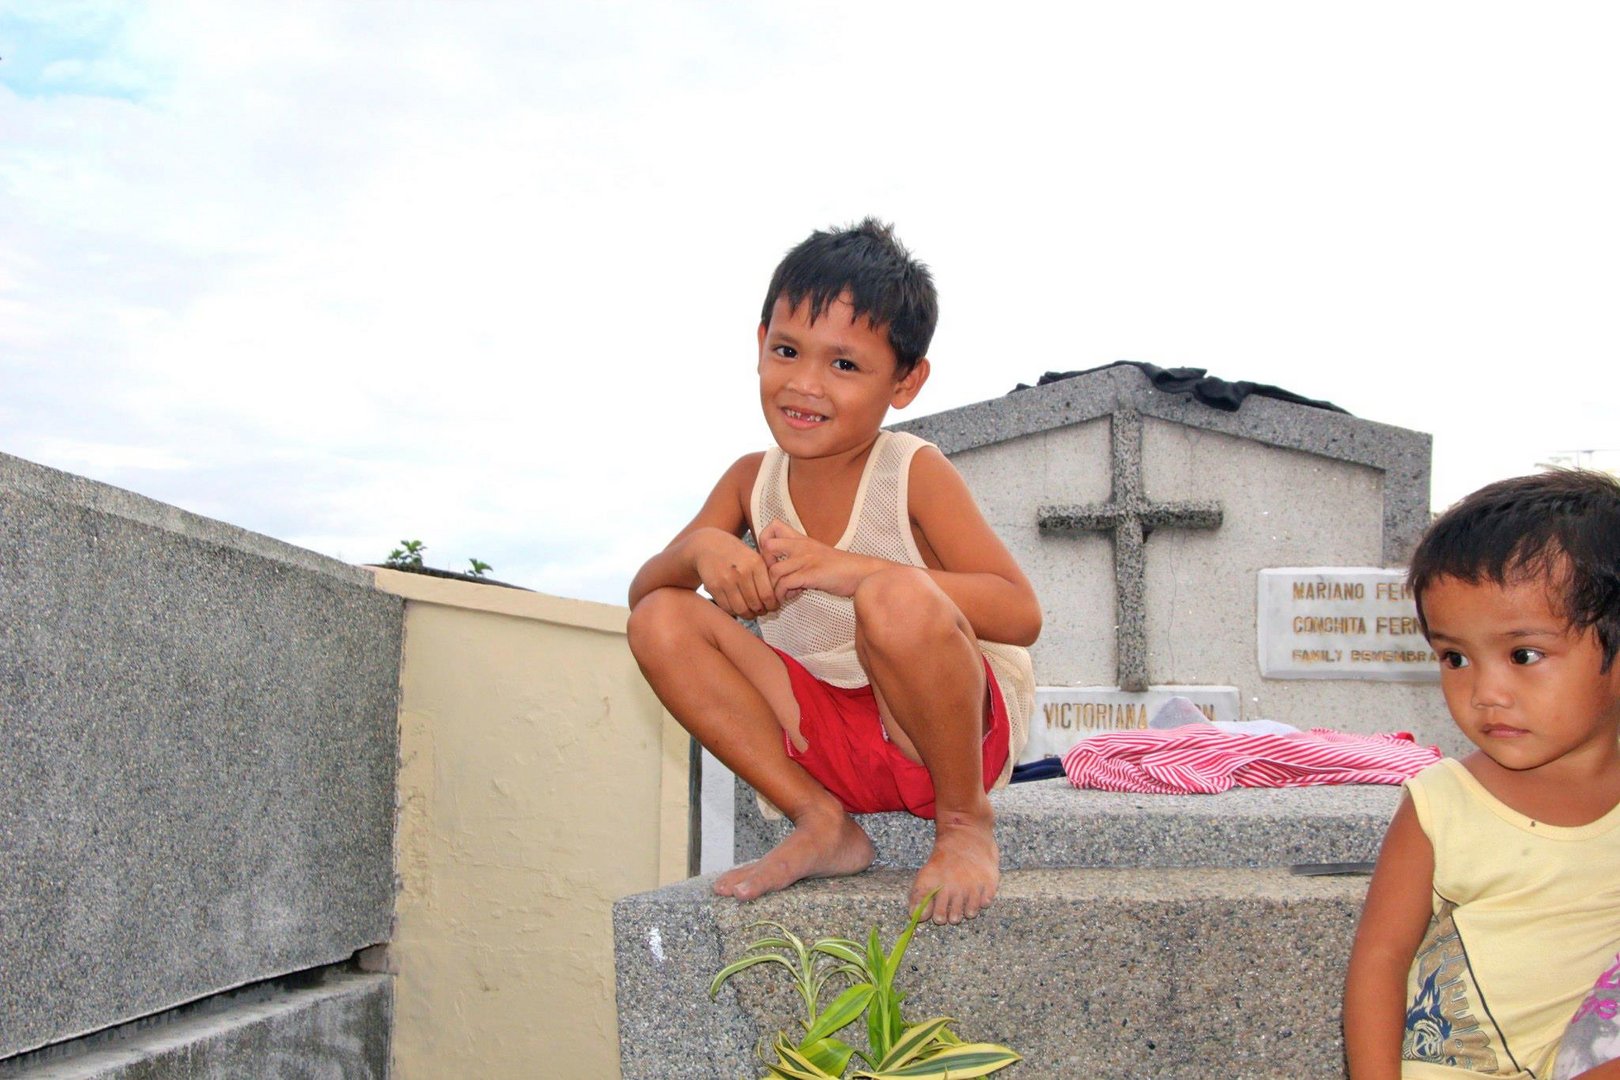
left=866, top=927, right=887, bottom=979
left=854, top=1043, right=1023, bottom=1078
left=876, top=1017, right=957, bottom=1071
left=812, top=961, right=865, bottom=997
left=866, top=927, right=892, bottom=1059
left=741, top=922, right=799, bottom=948
left=802, top=983, right=874, bottom=1045
left=886, top=889, right=936, bottom=973
left=710, top=952, right=795, bottom=997
left=771, top=1034, right=841, bottom=1077
left=797, top=1036, right=857, bottom=1076
left=765, top=1062, right=832, bottom=1080
left=811, top=938, right=869, bottom=970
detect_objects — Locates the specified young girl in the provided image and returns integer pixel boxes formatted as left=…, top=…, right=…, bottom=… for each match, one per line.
left=1344, top=469, right=1620, bottom=1080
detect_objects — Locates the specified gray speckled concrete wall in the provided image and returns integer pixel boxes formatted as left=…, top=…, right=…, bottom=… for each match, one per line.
left=617, top=870, right=1367, bottom=1079
left=0, top=452, right=399, bottom=1059
left=640, top=783, right=1397, bottom=1077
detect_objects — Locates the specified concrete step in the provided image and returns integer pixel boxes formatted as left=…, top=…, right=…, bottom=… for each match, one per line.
left=735, top=778, right=1400, bottom=870
left=614, top=867, right=1367, bottom=1079
left=0, top=972, right=390, bottom=1079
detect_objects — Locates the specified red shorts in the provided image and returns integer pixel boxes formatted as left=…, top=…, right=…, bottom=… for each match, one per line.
left=771, top=648, right=1011, bottom=820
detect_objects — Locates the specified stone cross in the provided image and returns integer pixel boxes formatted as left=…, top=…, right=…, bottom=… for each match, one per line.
left=1037, top=408, right=1222, bottom=692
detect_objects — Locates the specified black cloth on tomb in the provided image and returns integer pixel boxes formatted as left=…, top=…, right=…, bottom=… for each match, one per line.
left=1010, top=757, right=1067, bottom=783
left=1012, top=361, right=1349, bottom=415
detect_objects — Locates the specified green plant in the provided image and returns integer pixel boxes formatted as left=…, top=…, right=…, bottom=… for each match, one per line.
left=384, top=539, right=426, bottom=569
left=710, top=892, right=1021, bottom=1079
left=380, top=541, right=494, bottom=580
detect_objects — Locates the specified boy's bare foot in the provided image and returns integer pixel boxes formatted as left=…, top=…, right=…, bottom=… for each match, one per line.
left=910, top=807, right=999, bottom=925
left=714, top=806, right=875, bottom=902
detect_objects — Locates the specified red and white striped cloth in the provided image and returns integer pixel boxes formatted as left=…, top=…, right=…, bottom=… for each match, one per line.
left=1060, top=726, right=1440, bottom=795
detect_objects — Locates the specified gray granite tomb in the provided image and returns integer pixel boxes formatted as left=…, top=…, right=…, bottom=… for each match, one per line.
left=895, top=362, right=1458, bottom=754
left=0, top=451, right=400, bottom=1064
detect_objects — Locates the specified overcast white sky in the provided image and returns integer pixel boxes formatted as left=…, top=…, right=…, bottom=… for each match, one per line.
left=3, top=1, right=1617, bottom=604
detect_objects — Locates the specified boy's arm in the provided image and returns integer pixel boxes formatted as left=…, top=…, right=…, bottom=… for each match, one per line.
left=758, top=446, right=1042, bottom=646
left=627, top=453, right=778, bottom=619
left=1343, top=794, right=1435, bottom=1080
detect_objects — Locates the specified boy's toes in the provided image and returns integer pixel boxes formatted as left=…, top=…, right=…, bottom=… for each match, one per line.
left=956, top=881, right=997, bottom=922
left=913, top=816, right=999, bottom=925
left=713, top=861, right=763, bottom=900
left=965, top=880, right=991, bottom=919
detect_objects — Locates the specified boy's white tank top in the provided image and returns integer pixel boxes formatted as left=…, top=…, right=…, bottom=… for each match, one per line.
left=749, top=430, right=1032, bottom=785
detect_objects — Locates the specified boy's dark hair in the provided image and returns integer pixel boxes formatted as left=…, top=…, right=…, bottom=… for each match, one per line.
left=1408, top=469, right=1620, bottom=669
left=761, top=218, right=937, bottom=377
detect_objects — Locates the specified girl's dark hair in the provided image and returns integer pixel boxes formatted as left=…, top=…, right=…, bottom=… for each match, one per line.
left=760, top=218, right=937, bottom=377
left=1408, top=469, right=1620, bottom=669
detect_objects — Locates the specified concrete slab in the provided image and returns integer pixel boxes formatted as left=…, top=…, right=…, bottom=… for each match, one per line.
left=616, top=869, right=1367, bottom=1079
left=0, top=973, right=391, bottom=1079
left=0, top=453, right=400, bottom=1057
left=735, top=778, right=1400, bottom=871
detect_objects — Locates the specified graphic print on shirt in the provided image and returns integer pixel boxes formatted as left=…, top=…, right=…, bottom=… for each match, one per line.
left=1403, top=901, right=1507, bottom=1074
left=1553, top=951, right=1620, bottom=1080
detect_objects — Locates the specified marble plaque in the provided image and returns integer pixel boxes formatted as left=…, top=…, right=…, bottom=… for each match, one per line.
left=1258, top=568, right=1440, bottom=682
left=1024, top=685, right=1240, bottom=763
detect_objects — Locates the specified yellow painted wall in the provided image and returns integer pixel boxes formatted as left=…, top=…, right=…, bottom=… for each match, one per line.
left=370, top=568, right=687, bottom=1080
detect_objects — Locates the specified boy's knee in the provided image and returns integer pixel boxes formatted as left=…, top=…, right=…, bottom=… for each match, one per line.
left=626, top=587, right=703, bottom=662
left=854, top=567, right=958, bottom=654
left=854, top=565, right=930, bottom=613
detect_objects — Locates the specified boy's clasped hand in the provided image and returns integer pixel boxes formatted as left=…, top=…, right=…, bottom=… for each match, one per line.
left=687, top=520, right=876, bottom=618
left=756, top=519, right=881, bottom=604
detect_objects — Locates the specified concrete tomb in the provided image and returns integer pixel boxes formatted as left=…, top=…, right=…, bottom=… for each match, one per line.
left=0, top=451, right=399, bottom=1073
left=896, top=362, right=1453, bottom=758
left=631, top=364, right=1452, bottom=1076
